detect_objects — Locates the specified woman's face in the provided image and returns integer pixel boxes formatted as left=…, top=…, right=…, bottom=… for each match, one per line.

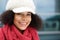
left=13, top=11, right=32, bottom=30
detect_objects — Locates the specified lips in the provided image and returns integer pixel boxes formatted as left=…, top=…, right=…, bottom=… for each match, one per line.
left=20, top=22, right=26, bottom=25
left=18, top=22, right=27, bottom=26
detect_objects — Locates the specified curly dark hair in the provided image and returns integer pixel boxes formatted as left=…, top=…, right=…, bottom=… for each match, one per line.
left=1, top=10, right=42, bottom=30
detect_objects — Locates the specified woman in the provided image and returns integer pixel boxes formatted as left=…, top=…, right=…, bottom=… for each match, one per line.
left=0, top=0, right=42, bottom=40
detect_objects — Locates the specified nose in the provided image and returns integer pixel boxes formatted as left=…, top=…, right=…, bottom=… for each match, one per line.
left=22, top=15, right=27, bottom=21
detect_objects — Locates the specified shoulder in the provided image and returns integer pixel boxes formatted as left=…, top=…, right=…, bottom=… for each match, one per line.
left=29, top=27, right=40, bottom=40
left=0, top=28, right=5, bottom=40
left=29, top=27, right=37, bottom=31
left=29, top=27, right=38, bottom=34
left=0, top=28, right=3, bottom=36
left=0, top=28, right=2, bottom=33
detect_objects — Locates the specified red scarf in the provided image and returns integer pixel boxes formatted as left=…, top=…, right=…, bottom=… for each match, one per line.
left=0, top=24, right=40, bottom=40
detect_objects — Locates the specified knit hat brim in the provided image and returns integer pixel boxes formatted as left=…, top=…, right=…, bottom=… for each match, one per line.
left=12, top=7, right=35, bottom=14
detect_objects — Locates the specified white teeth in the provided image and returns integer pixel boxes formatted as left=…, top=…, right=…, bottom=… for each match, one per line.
left=21, top=23, right=26, bottom=24
left=19, top=22, right=26, bottom=25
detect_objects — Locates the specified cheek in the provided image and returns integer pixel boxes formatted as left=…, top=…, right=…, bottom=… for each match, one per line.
left=28, top=18, right=31, bottom=22
left=13, top=16, right=21, bottom=24
left=27, top=17, right=31, bottom=24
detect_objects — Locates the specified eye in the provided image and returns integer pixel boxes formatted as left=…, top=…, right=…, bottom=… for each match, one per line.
left=27, top=12, right=32, bottom=16
left=27, top=13, right=31, bottom=16
left=16, top=13, right=22, bottom=15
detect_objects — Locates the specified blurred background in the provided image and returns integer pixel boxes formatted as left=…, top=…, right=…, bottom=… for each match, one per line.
left=0, top=0, right=60, bottom=40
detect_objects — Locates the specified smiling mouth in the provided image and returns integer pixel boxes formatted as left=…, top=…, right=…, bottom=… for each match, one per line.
left=18, top=22, right=27, bottom=26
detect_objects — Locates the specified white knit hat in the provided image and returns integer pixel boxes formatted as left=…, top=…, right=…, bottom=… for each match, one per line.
left=6, top=0, right=36, bottom=14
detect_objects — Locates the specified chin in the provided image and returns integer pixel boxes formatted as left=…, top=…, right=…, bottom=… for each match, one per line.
left=19, top=27, right=27, bottom=30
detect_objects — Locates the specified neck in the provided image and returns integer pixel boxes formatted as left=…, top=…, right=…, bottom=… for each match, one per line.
left=19, top=30, right=24, bottom=34
left=16, top=26, right=25, bottom=34
left=14, top=24, right=25, bottom=34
